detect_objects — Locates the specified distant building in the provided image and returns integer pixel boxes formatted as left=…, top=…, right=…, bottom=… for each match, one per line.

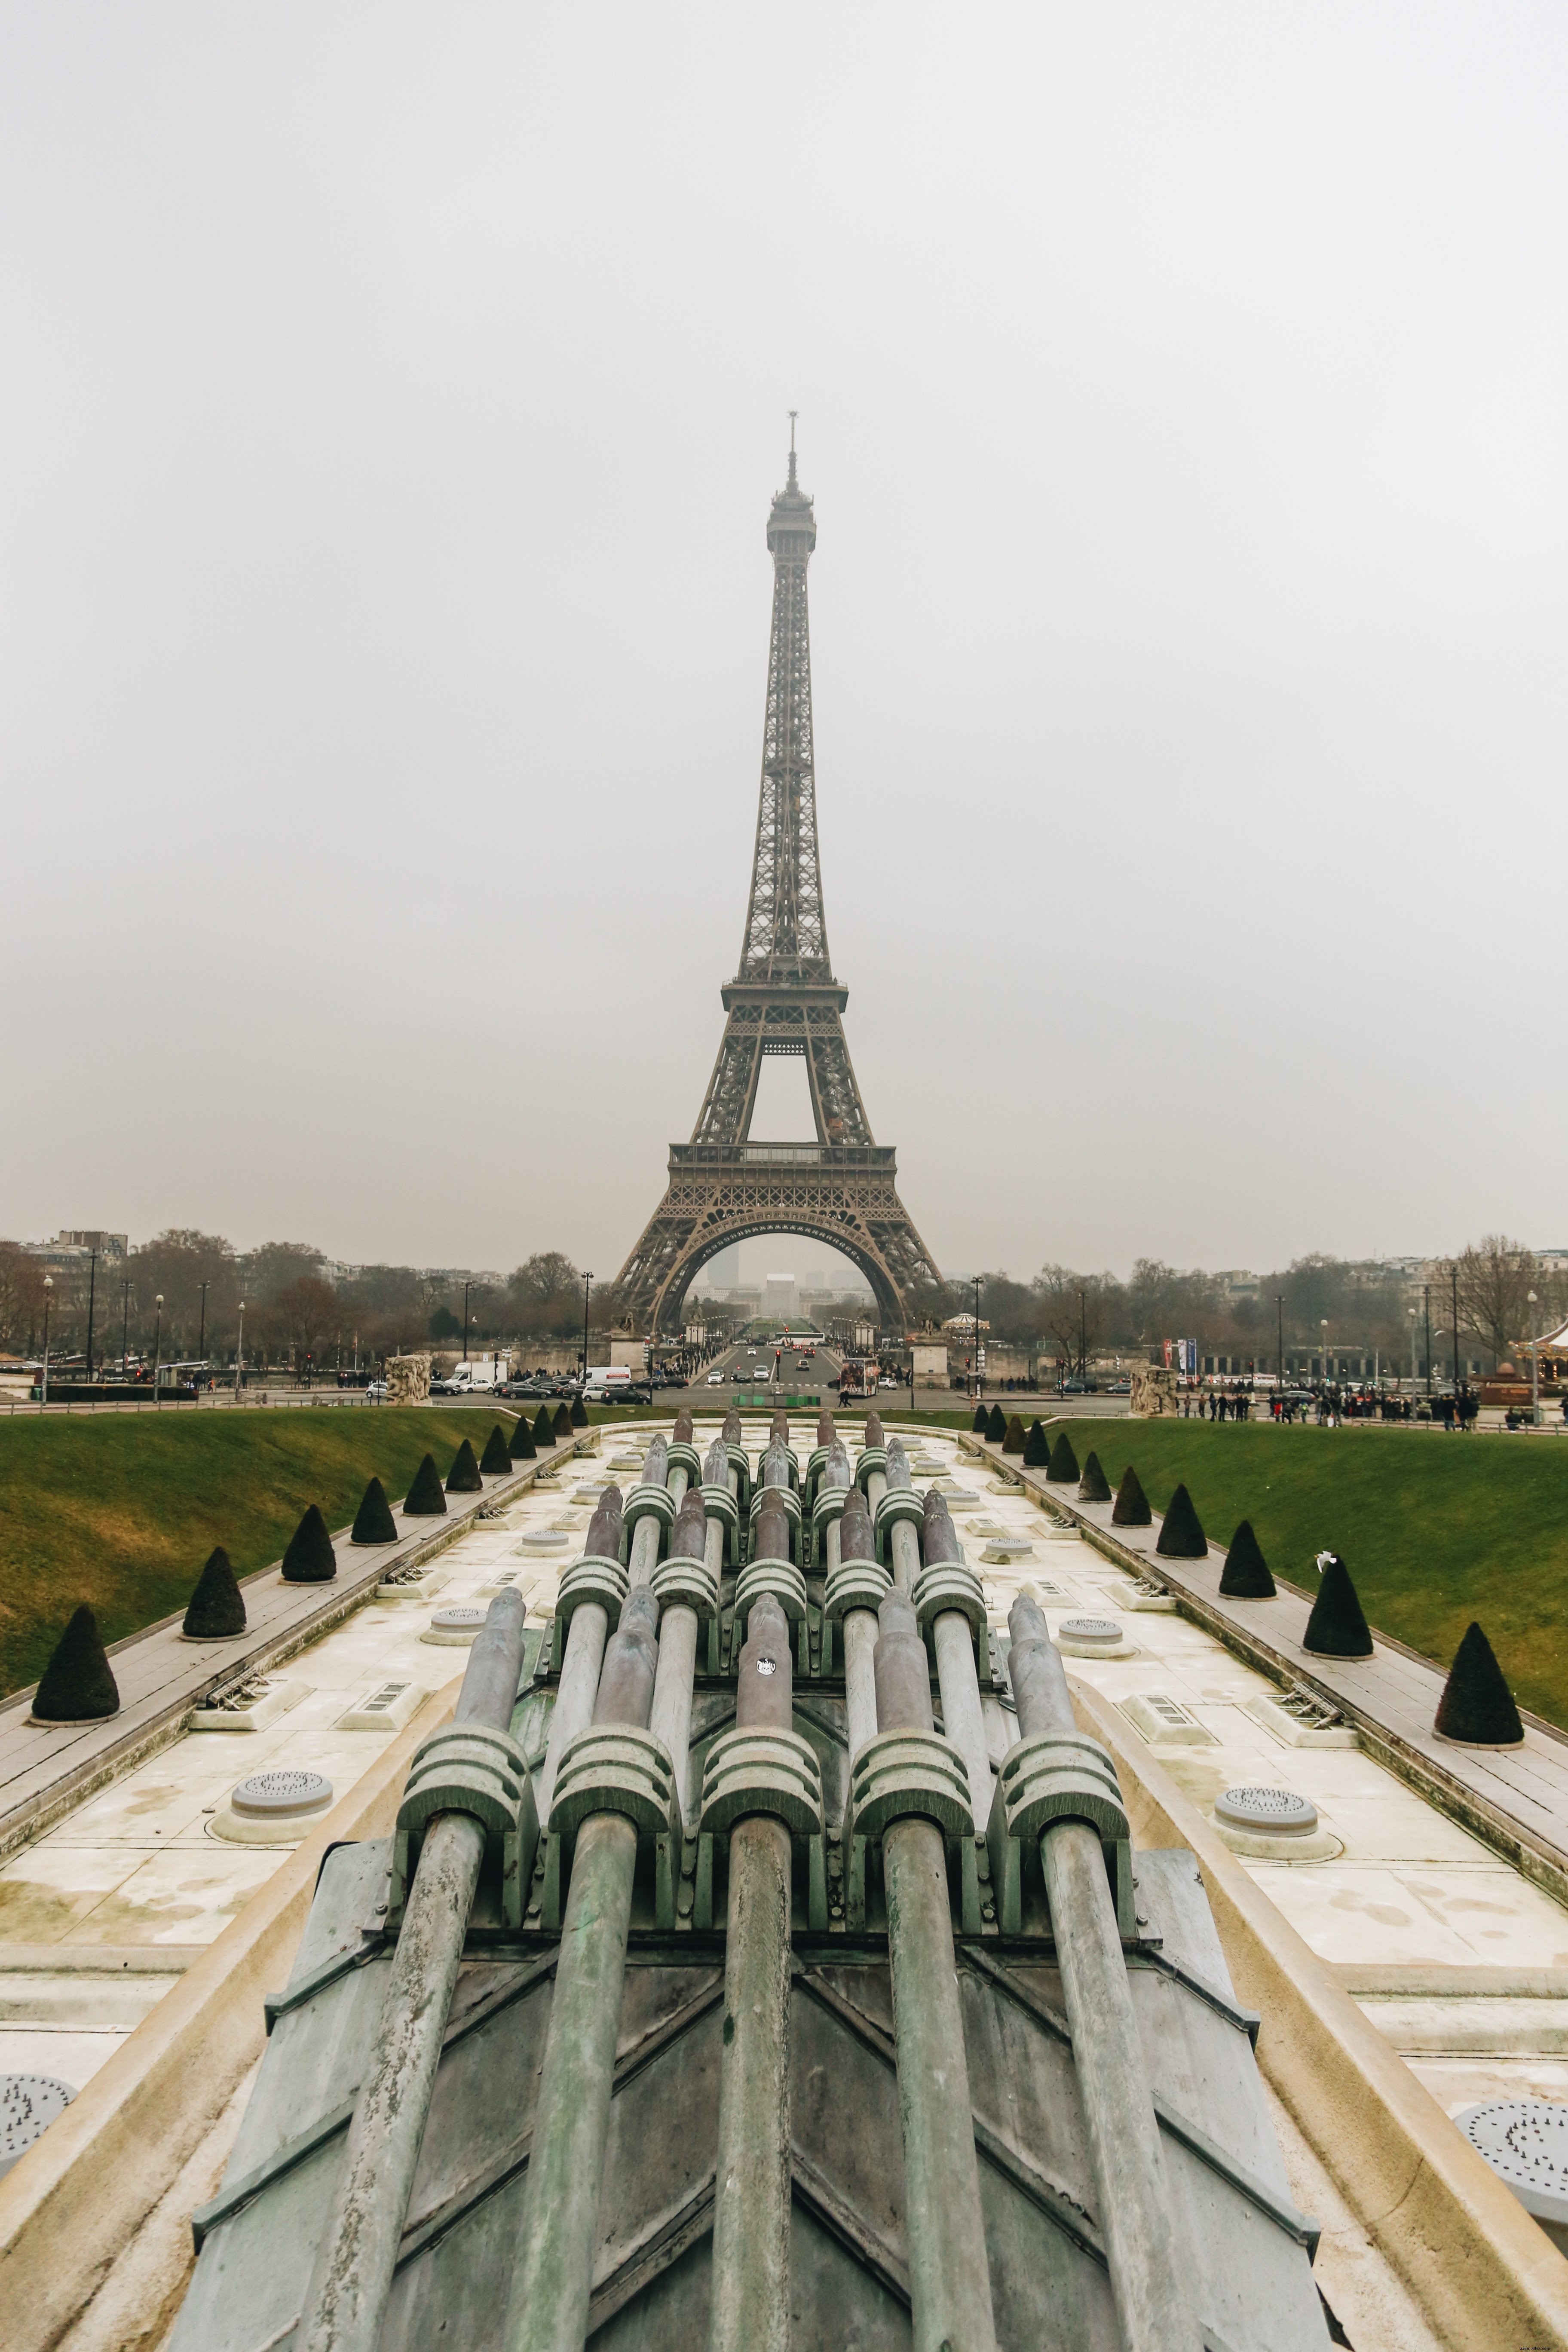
left=763, top=1272, right=800, bottom=1320
left=24, top=1230, right=128, bottom=1270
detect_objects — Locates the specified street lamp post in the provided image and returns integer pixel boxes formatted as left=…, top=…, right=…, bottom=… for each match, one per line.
left=582, top=1273, right=592, bottom=1384
left=121, top=1279, right=132, bottom=1376
left=197, top=1280, right=209, bottom=1367
left=1320, top=1319, right=1329, bottom=1393
left=153, top=1295, right=164, bottom=1404
left=462, top=1281, right=472, bottom=1372
left=236, top=1302, right=246, bottom=1403
left=1276, top=1294, right=1284, bottom=1390
left=1408, top=1306, right=1418, bottom=1395
left=1451, top=1262, right=1462, bottom=1400
left=1424, top=1284, right=1433, bottom=1399
left=40, top=1276, right=53, bottom=1406
left=972, top=1275, right=983, bottom=1402
left=1078, top=1288, right=1087, bottom=1385
left=1528, top=1289, right=1541, bottom=1428
left=85, top=1250, right=98, bottom=1385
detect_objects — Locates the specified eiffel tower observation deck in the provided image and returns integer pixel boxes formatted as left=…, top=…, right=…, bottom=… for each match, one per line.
left=613, top=430, right=941, bottom=1336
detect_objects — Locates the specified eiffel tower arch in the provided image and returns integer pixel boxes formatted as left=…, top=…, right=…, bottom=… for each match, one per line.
left=613, top=432, right=941, bottom=1339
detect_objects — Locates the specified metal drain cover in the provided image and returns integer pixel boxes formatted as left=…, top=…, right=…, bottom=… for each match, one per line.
left=1214, top=1785, right=1318, bottom=1834
left=431, top=1607, right=487, bottom=1629
left=230, top=1768, right=334, bottom=1820
left=0, top=2075, right=76, bottom=2179
left=1454, top=2101, right=1568, bottom=2229
left=1060, top=1617, right=1122, bottom=1644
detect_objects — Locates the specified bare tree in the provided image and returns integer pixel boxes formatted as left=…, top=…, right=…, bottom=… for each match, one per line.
left=1455, top=1236, right=1537, bottom=1371
left=0, top=1243, right=49, bottom=1351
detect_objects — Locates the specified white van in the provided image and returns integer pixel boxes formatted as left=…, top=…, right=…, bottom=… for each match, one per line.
left=584, top=1366, right=634, bottom=1398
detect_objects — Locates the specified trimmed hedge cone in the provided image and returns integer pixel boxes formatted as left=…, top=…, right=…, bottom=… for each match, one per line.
left=985, top=1403, right=1008, bottom=1443
left=570, top=1395, right=588, bottom=1429
left=183, top=1547, right=247, bottom=1637
left=403, top=1453, right=448, bottom=1516
left=446, top=1438, right=483, bottom=1494
left=509, top=1415, right=538, bottom=1462
left=281, top=1504, right=337, bottom=1583
left=1002, top=1414, right=1026, bottom=1455
left=32, top=1605, right=119, bottom=1722
left=1302, top=1553, right=1373, bottom=1659
left=1435, top=1622, right=1524, bottom=1748
left=479, top=1424, right=513, bottom=1477
left=1155, top=1482, right=1207, bottom=1559
left=552, top=1403, right=572, bottom=1442
left=1046, top=1430, right=1079, bottom=1484
left=1112, top=1465, right=1152, bottom=1526
left=971, top=1404, right=989, bottom=1433
left=533, top=1405, right=555, bottom=1449
left=351, top=1477, right=398, bottom=1544
left=1022, top=1419, right=1050, bottom=1468
left=1218, top=1519, right=1275, bottom=1599
left=1078, top=1451, right=1112, bottom=1504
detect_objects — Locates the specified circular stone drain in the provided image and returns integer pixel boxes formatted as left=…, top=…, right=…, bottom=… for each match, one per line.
left=423, top=1605, right=490, bottom=1648
left=1211, top=1782, right=1339, bottom=1860
left=519, top=1530, right=570, bottom=1553
left=1057, top=1616, right=1127, bottom=1657
left=212, top=1768, right=334, bottom=1846
left=1454, top=2101, right=1568, bottom=2247
left=1, top=2075, right=76, bottom=2180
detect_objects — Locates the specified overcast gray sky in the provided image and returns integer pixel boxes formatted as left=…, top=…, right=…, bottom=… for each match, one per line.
left=3, top=5, right=1565, bottom=1284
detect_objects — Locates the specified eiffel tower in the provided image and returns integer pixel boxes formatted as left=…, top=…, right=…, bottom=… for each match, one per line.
left=612, top=427, right=941, bottom=1338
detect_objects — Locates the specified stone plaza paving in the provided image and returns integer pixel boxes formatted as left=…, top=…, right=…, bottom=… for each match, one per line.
left=3, top=1409, right=1568, bottom=2352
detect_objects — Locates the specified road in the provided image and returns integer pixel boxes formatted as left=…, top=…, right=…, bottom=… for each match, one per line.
left=698, top=1335, right=845, bottom=1400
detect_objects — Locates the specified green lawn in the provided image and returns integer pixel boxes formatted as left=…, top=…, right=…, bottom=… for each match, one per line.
left=0, top=1406, right=527, bottom=1701
left=1048, top=1420, right=1568, bottom=1730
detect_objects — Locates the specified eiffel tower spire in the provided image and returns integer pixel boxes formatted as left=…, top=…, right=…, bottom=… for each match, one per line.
left=612, top=432, right=940, bottom=1335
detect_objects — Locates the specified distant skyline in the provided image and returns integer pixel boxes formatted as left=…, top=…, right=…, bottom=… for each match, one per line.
left=3, top=6, right=1565, bottom=1281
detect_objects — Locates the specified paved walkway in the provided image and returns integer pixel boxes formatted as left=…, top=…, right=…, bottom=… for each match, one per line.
left=0, top=1431, right=588, bottom=1861
left=966, top=1431, right=1568, bottom=1901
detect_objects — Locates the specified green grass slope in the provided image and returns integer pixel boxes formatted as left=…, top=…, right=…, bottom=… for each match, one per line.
left=1051, top=1421, right=1568, bottom=1730
left=0, top=1407, right=520, bottom=1702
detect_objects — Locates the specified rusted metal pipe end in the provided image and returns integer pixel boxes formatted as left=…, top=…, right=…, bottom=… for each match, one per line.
left=593, top=1583, right=661, bottom=1730
left=864, top=1411, right=885, bottom=1447
left=452, top=1587, right=529, bottom=1730
left=641, top=1433, right=669, bottom=1487
left=823, top=1440, right=851, bottom=1493
left=704, top=1433, right=730, bottom=1485
left=770, top=1410, right=791, bottom=1447
left=884, top=1436, right=912, bottom=1491
left=816, top=1409, right=836, bottom=1449
left=673, top=1407, right=695, bottom=1445
left=670, top=1486, right=708, bottom=1562
left=874, top=1588, right=934, bottom=1734
left=585, top=1485, right=625, bottom=1562
left=762, top=1439, right=791, bottom=1490
left=723, top=1409, right=742, bottom=1442
left=754, top=1497, right=792, bottom=1564
left=921, top=1488, right=964, bottom=1568
left=839, top=1487, right=875, bottom=1562
left=736, top=1594, right=794, bottom=1730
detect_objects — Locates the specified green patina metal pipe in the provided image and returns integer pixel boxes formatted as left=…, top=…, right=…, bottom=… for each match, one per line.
left=709, top=1812, right=793, bottom=2352
left=883, top=1815, right=999, bottom=2352
left=503, top=1808, right=639, bottom=2352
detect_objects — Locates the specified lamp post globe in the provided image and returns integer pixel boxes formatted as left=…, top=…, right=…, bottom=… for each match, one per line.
left=1528, top=1289, right=1541, bottom=1427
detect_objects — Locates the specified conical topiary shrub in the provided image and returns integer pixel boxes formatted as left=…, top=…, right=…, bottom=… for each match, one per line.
left=1003, top=1414, right=1026, bottom=1455
left=182, top=1547, right=247, bottom=1638
left=1022, top=1418, right=1050, bottom=1467
left=281, top=1503, right=337, bottom=1582
left=1302, top=1553, right=1373, bottom=1659
left=351, top=1476, right=397, bottom=1544
left=1156, top=1482, right=1207, bottom=1558
left=985, top=1403, right=1008, bottom=1443
left=1219, top=1519, right=1275, bottom=1599
left=533, top=1405, right=555, bottom=1449
left=1435, top=1623, right=1524, bottom=1747
left=552, top=1403, right=572, bottom=1442
left=1112, top=1465, right=1152, bottom=1525
left=1046, top=1430, right=1080, bottom=1484
left=508, top=1414, right=537, bottom=1461
left=403, top=1452, right=447, bottom=1516
left=1078, top=1451, right=1112, bottom=1504
left=570, top=1395, right=588, bottom=1428
left=446, top=1437, right=483, bottom=1493
left=972, top=1404, right=989, bottom=1433
left=31, top=1605, right=119, bottom=1721
left=480, top=1424, right=513, bottom=1477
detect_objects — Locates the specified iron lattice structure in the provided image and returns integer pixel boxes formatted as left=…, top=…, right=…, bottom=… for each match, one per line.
left=614, top=440, right=940, bottom=1335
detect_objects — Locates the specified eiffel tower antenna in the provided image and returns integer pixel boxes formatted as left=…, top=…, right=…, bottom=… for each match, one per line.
left=612, top=440, right=940, bottom=1337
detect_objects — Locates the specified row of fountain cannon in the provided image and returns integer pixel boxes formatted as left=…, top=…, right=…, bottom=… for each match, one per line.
left=285, top=1407, right=1207, bottom=2352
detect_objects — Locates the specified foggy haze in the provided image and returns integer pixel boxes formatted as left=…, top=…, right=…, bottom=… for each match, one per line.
left=3, top=6, right=1565, bottom=1286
